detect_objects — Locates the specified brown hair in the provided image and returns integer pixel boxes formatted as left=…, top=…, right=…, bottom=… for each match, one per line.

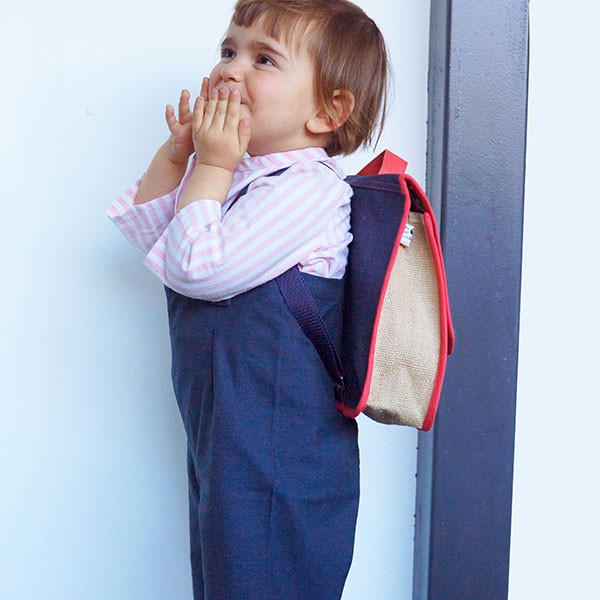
left=230, top=0, right=392, bottom=156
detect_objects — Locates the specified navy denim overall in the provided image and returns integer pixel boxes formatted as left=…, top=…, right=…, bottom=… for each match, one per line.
left=164, top=267, right=360, bottom=598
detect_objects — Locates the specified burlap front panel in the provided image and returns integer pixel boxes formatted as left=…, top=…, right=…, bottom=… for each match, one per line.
left=363, top=212, right=441, bottom=427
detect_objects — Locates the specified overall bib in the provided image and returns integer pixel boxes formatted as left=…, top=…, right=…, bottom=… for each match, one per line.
left=164, top=271, right=360, bottom=599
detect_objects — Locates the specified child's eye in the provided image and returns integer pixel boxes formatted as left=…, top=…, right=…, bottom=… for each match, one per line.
left=219, top=47, right=276, bottom=67
left=257, top=55, right=275, bottom=67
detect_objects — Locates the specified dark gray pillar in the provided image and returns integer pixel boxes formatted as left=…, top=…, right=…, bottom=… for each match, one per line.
left=413, top=2, right=529, bottom=599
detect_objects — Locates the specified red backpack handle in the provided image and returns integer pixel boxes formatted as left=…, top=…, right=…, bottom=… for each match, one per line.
left=357, top=149, right=408, bottom=176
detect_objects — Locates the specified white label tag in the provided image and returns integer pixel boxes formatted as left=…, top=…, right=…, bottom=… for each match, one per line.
left=400, top=223, right=415, bottom=247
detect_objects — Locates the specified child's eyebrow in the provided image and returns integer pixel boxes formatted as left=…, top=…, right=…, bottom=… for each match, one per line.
left=220, top=36, right=289, bottom=63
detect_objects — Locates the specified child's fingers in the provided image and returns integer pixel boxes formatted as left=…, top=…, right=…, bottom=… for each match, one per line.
left=192, top=95, right=205, bottom=131
left=202, top=87, right=219, bottom=128
left=238, top=117, right=251, bottom=154
left=200, top=77, right=209, bottom=102
left=224, top=89, right=241, bottom=133
left=212, top=87, right=230, bottom=130
left=165, top=104, right=177, bottom=131
left=178, top=89, right=192, bottom=122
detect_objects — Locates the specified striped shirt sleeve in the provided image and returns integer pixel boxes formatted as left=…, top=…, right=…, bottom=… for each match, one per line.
left=143, top=161, right=351, bottom=302
left=106, top=175, right=178, bottom=254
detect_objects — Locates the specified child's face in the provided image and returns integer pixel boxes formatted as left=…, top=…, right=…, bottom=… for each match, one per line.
left=208, top=18, right=324, bottom=156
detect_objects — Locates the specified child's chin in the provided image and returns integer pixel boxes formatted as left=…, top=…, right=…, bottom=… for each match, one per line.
left=246, top=140, right=262, bottom=157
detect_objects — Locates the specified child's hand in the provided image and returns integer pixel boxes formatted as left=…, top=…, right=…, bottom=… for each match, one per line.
left=164, top=79, right=209, bottom=165
left=191, top=85, right=252, bottom=172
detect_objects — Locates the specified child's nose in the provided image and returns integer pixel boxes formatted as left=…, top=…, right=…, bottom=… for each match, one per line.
left=220, top=61, right=243, bottom=82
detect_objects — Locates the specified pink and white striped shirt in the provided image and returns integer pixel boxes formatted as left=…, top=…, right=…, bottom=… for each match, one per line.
left=107, top=146, right=353, bottom=302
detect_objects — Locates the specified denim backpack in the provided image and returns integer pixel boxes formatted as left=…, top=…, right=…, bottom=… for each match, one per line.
left=230, top=150, right=454, bottom=431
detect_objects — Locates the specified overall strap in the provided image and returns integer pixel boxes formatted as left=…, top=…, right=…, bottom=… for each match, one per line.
left=224, top=166, right=289, bottom=215
left=226, top=162, right=346, bottom=400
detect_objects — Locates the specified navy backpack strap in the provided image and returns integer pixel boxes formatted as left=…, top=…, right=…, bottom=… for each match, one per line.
left=274, top=266, right=346, bottom=401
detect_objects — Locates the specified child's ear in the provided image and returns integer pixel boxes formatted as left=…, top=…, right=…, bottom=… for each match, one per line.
left=307, top=89, right=355, bottom=134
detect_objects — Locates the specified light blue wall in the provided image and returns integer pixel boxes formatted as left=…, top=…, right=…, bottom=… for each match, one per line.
left=509, top=2, right=600, bottom=598
left=0, top=1, right=430, bottom=598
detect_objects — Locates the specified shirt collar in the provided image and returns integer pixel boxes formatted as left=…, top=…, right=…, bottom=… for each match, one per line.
left=235, top=147, right=346, bottom=180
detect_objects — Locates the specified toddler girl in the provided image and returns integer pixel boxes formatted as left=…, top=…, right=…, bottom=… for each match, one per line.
left=107, top=1, right=389, bottom=598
